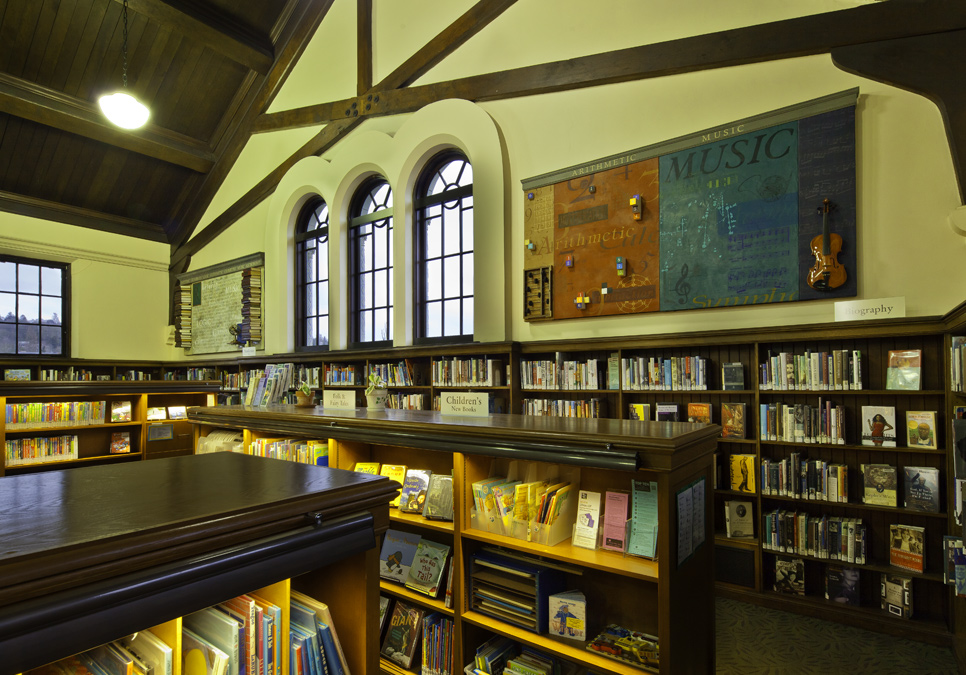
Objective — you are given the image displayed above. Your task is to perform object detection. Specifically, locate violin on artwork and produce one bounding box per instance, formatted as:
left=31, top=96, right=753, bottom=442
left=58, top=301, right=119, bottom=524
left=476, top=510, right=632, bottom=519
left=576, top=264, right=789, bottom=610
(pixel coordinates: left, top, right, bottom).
left=807, top=198, right=846, bottom=292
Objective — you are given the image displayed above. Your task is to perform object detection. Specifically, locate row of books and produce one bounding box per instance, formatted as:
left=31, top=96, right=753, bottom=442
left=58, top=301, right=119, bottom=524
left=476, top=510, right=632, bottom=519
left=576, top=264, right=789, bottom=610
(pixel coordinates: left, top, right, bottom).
left=758, top=400, right=847, bottom=444
left=629, top=402, right=747, bottom=437
left=5, top=434, right=78, bottom=465
left=369, top=360, right=419, bottom=387
left=239, top=266, right=262, bottom=346
left=520, top=357, right=606, bottom=390
left=5, top=400, right=107, bottom=428
left=763, top=510, right=868, bottom=564
left=759, top=349, right=863, bottom=391
left=472, top=635, right=584, bottom=675
left=176, top=283, right=192, bottom=348
left=27, top=628, right=173, bottom=675
left=387, top=393, right=429, bottom=410
left=249, top=437, right=329, bottom=466
left=244, top=363, right=295, bottom=406
left=290, top=589, right=350, bottom=675
left=324, top=365, right=357, bottom=385
left=296, top=366, right=321, bottom=389
left=34, top=367, right=98, bottom=381
left=521, top=397, right=605, bottom=418
left=117, top=370, right=154, bottom=381
left=620, top=355, right=709, bottom=391
left=160, top=367, right=217, bottom=381
left=760, top=455, right=850, bottom=502
left=379, top=596, right=454, bottom=674
left=471, top=473, right=575, bottom=538
left=379, top=528, right=454, bottom=601
left=353, top=462, right=454, bottom=520
left=431, top=357, right=504, bottom=387
left=952, top=336, right=966, bottom=392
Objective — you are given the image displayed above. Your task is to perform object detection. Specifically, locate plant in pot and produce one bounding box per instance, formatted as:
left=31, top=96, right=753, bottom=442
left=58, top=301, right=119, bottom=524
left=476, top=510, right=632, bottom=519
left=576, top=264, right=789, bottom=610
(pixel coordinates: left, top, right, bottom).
left=365, top=373, right=388, bottom=410
left=295, top=381, right=315, bottom=407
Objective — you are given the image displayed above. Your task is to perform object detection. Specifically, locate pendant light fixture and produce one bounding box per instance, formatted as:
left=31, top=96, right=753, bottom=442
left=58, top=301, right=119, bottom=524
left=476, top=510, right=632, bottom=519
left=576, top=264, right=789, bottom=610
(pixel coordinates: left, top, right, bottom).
left=98, top=0, right=149, bottom=130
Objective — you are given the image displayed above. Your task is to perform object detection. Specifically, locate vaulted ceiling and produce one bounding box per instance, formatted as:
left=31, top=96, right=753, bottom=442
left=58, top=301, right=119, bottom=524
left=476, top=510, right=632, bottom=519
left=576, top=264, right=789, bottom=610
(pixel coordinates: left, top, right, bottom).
left=0, top=0, right=964, bottom=280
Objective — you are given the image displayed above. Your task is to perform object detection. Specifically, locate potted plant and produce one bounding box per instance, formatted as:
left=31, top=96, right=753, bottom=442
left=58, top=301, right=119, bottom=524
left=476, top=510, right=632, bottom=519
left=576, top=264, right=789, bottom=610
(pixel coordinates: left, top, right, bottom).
left=295, top=381, right=315, bottom=407
left=365, top=373, right=388, bottom=410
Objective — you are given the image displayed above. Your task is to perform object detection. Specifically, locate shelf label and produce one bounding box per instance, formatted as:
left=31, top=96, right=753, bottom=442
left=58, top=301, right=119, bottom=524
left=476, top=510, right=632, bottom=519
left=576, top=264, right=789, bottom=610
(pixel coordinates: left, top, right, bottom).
left=323, top=389, right=356, bottom=410
left=440, top=392, right=490, bottom=417
left=834, top=296, right=905, bottom=322
left=242, top=346, right=256, bottom=357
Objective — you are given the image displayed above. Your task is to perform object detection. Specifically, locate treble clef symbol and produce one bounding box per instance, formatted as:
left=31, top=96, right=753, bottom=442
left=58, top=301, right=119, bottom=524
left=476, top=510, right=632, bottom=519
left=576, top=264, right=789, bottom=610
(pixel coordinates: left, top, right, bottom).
left=674, top=264, right=691, bottom=304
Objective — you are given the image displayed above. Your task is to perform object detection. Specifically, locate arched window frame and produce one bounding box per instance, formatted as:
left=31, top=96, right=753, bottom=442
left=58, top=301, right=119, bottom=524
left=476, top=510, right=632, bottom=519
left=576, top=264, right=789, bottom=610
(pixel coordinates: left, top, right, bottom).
left=413, top=150, right=474, bottom=344
left=348, top=176, right=393, bottom=347
left=294, top=197, right=330, bottom=351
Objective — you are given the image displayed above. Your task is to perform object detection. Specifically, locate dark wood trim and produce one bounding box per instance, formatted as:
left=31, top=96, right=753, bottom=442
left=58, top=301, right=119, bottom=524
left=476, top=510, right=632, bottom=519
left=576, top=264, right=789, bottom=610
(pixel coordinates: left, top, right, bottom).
left=121, top=0, right=275, bottom=75
left=0, top=189, right=168, bottom=242
left=0, top=73, right=215, bottom=173
left=356, top=0, right=372, bottom=96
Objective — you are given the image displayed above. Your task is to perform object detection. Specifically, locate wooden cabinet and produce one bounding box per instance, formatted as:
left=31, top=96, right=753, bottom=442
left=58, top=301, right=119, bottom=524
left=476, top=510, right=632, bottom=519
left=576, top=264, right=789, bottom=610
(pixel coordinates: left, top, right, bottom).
left=0, top=451, right=397, bottom=674
left=0, top=381, right=220, bottom=476
left=187, top=405, right=719, bottom=675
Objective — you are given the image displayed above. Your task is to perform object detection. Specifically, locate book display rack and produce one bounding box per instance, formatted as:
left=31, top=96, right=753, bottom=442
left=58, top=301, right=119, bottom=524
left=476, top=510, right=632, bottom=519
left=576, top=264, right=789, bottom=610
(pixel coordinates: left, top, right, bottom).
left=188, top=406, right=719, bottom=675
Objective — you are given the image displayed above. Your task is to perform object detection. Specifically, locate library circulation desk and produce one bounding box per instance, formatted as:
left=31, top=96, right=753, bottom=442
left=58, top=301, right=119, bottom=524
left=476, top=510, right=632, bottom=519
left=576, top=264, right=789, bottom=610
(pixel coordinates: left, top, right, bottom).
left=0, top=451, right=397, bottom=675
left=188, top=405, right=719, bottom=675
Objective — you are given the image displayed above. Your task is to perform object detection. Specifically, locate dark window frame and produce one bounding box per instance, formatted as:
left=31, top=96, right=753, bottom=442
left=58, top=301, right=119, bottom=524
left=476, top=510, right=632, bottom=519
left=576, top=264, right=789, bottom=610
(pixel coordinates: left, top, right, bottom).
left=294, top=197, right=331, bottom=352
left=348, top=176, right=394, bottom=349
left=0, top=253, right=70, bottom=358
left=413, top=150, right=474, bottom=346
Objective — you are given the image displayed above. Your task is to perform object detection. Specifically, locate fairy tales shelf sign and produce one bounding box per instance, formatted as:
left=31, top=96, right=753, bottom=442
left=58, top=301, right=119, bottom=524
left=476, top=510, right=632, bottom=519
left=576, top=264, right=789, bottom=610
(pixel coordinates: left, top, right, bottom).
left=521, top=89, right=858, bottom=322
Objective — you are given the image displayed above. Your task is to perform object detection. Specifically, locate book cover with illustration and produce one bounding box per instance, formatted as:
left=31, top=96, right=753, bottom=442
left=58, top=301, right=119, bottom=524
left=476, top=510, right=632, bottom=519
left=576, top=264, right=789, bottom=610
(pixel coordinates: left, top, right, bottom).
left=628, top=402, right=651, bottom=421
left=890, top=523, right=925, bottom=573
left=399, top=468, right=433, bottom=513
left=774, top=556, right=805, bottom=595
left=379, top=528, right=422, bottom=583
left=826, top=565, right=861, bottom=606
left=728, top=454, right=756, bottom=494
left=655, top=402, right=679, bottom=422
left=110, top=431, right=131, bottom=454
left=886, top=349, right=922, bottom=390
left=905, top=410, right=937, bottom=449
left=686, top=402, right=713, bottom=424
left=861, top=463, right=898, bottom=507
left=379, top=463, right=408, bottom=508
left=903, top=466, right=941, bottom=512
left=380, top=599, right=424, bottom=669
left=721, top=362, right=745, bottom=390
left=404, top=539, right=451, bottom=597
left=861, top=405, right=897, bottom=447
left=548, top=590, right=586, bottom=641
left=881, top=573, right=913, bottom=619
left=110, top=400, right=132, bottom=423
left=720, top=402, right=747, bottom=439
left=724, top=500, right=753, bottom=538
left=422, top=473, right=454, bottom=521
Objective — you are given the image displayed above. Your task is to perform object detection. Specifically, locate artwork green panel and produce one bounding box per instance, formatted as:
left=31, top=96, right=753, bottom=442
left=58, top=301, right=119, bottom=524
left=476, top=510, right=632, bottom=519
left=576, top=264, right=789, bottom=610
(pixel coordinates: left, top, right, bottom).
left=658, top=122, right=800, bottom=311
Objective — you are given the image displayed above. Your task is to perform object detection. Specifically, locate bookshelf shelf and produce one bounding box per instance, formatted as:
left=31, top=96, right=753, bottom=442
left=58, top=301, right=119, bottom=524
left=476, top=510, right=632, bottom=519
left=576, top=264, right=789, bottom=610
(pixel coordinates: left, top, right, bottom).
left=380, top=581, right=454, bottom=615
left=389, top=509, right=455, bottom=533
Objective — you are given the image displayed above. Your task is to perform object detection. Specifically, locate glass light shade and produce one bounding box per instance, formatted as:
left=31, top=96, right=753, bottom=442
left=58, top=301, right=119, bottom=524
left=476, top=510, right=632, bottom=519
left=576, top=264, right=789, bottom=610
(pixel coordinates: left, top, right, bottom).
left=98, top=91, right=150, bottom=129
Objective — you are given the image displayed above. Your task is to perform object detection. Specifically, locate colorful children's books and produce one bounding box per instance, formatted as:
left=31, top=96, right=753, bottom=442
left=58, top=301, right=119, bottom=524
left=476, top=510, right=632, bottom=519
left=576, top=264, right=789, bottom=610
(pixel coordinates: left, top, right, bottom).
left=548, top=590, right=587, bottom=641
left=399, top=468, right=433, bottom=513
left=379, top=464, right=408, bottom=508
left=720, top=402, right=746, bottom=439
left=404, top=539, right=451, bottom=598
left=422, top=473, right=454, bottom=521
left=906, top=410, right=938, bottom=449
left=379, top=528, right=422, bottom=583
left=380, top=600, right=424, bottom=669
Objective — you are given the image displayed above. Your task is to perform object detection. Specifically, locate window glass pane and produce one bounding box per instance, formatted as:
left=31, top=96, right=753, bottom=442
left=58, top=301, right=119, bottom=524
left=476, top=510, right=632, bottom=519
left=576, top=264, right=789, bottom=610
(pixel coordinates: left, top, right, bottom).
left=443, top=207, right=460, bottom=256
left=426, top=260, right=442, bottom=301
left=444, top=257, right=460, bottom=298
left=463, top=253, right=474, bottom=294
left=19, top=295, right=39, bottom=323
left=0, top=262, right=14, bottom=292
left=359, top=272, right=373, bottom=309
left=305, top=318, right=317, bottom=346
left=443, top=299, right=460, bottom=336
left=18, top=324, right=39, bottom=353
left=440, top=160, right=463, bottom=187
left=426, top=302, right=442, bottom=338
left=18, top=265, right=39, bottom=293
left=0, top=292, right=15, bottom=321
left=40, top=326, right=62, bottom=355
left=359, top=309, right=372, bottom=342
left=425, top=213, right=442, bottom=260
left=317, top=317, right=328, bottom=346
left=304, top=247, right=317, bottom=283
left=462, top=208, right=474, bottom=244
left=41, top=296, right=62, bottom=324
left=374, top=224, right=389, bottom=269
left=463, top=297, right=474, bottom=335
left=359, top=229, right=374, bottom=269
left=374, top=270, right=388, bottom=308
left=306, top=283, right=317, bottom=316
left=41, top=267, right=62, bottom=295
left=319, top=280, right=329, bottom=314
left=317, top=241, right=328, bottom=278
left=374, top=308, right=388, bottom=341
left=0, top=323, right=14, bottom=352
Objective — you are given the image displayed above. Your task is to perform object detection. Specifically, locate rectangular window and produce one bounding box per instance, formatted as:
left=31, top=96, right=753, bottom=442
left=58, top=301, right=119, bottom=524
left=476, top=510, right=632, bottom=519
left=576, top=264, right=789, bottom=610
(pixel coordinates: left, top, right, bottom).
left=0, top=255, right=69, bottom=356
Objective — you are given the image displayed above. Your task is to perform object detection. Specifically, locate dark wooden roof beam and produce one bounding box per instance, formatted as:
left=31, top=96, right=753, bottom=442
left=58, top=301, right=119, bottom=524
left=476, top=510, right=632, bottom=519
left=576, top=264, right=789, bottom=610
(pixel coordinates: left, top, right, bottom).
left=120, top=0, right=274, bottom=75
left=0, top=73, right=215, bottom=173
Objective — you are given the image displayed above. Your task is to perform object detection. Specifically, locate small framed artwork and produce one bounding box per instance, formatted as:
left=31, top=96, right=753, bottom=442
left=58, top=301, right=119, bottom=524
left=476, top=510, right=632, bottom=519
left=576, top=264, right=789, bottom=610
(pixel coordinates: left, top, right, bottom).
left=147, top=424, right=174, bottom=442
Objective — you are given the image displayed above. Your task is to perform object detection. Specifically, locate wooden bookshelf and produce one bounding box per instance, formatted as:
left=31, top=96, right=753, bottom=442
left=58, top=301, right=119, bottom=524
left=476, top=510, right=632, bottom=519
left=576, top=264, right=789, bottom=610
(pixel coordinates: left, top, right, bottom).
left=188, top=405, right=719, bottom=675
left=0, top=452, right=397, bottom=674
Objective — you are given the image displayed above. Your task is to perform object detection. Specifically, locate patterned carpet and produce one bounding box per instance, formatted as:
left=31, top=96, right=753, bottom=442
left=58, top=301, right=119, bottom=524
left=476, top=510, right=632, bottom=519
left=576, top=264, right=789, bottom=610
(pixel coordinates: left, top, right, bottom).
left=715, top=598, right=960, bottom=674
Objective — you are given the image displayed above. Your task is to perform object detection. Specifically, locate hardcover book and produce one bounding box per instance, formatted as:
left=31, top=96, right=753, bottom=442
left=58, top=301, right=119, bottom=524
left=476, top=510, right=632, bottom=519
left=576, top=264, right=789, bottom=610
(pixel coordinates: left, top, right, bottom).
left=861, top=405, right=897, bottom=447
left=655, top=402, right=679, bottom=422
left=826, top=565, right=860, bottom=605
left=422, top=473, right=454, bottom=521
left=728, top=454, right=756, bottom=494
left=881, top=573, right=913, bottom=619
left=167, top=405, right=187, bottom=420
left=4, top=368, right=30, bottom=381
left=353, top=461, right=380, bottom=474
left=903, top=466, right=941, bottom=512
left=886, top=349, right=922, bottom=390
left=627, top=402, right=651, bottom=421
left=686, top=402, right=712, bottom=424
left=548, top=590, right=586, bottom=641
left=724, top=500, right=753, bottom=538
left=110, top=400, right=132, bottom=423
left=110, top=431, right=131, bottom=454
left=379, top=463, right=408, bottom=508
left=398, top=468, right=433, bottom=513
left=146, top=406, right=167, bottom=421
left=379, top=528, right=422, bottom=583
left=721, top=362, right=745, bottom=391
left=890, top=523, right=925, bottom=573
left=182, top=627, right=230, bottom=675
left=774, top=556, right=805, bottom=595
left=720, top=402, right=747, bottom=439
left=905, top=410, right=937, bottom=449
left=405, top=538, right=451, bottom=598
left=944, top=536, right=964, bottom=585
left=861, top=464, right=898, bottom=507
left=379, top=595, right=392, bottom=635
left=380, top=599, right=424, bottom=669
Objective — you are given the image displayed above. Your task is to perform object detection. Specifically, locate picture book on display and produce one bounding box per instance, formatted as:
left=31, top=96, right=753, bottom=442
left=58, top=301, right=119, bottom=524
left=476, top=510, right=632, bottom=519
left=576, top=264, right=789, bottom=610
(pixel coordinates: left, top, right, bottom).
left=379, top=528, right=422, bottom=583
left=110, top=400, right=132, bottom=422
left=399, top=468, right=433, bottom=513
left=655, top=402, right=679, bottom=422
left=353, top=461, right=380, bottom=474
left=147, top=406, right=167, bottom=421
left=167, top=405, right=187, bottom=420
left=405, top=538, right=451, bottom=598
left=728, top=454, right=756, bottom=494
left=721, top=362, right=744, bottom=390
left=903, top=466, right=941, bottom=512
left=724, top=500, right=753, bottom=538
left=110, top=431, right=131, bottom=454
left=290, top=589, right=350, bottom=675
left=826, top=565, right=861, bottom=606
left=422, top=473, right=454, bottom=521
left=906, top=410, right=937, bottom=449
left=944, top=536, right=964, bottom=585
left=886, top=349, right=922, bottom=390
left=774, top=556, right=804, bottom=595
left=379, top=463, right=408, bottom=508
left=548, top=590, right=586, bottom=641
left=890, top=523, right=925, bottom=573
left=861, top=405, right=897, bottom=447
left=720, top=402, right=746, bottom=439
left=861, top=464, right=898, bottom=507
left=628, top=402, right=651, bottom=421
left=686, top=402, right=712, bottom=424
left=881, top=573, right=913, bottom=619
left=380, top=599, right=424, bottom=669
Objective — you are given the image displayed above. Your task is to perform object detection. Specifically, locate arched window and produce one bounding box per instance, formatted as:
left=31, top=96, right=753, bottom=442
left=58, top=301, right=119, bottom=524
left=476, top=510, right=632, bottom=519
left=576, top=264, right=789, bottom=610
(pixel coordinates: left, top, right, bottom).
left=414, top=151, right=473, bottom=342
left=294, top=197, right=329, bottom=349
left=348, top=177, right=393, bottom=346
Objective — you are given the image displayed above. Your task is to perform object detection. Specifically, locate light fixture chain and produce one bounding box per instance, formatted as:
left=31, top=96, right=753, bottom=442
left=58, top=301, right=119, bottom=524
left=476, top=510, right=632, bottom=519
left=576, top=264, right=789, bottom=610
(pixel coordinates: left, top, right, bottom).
left=122, top=0, right=129, bottom=89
